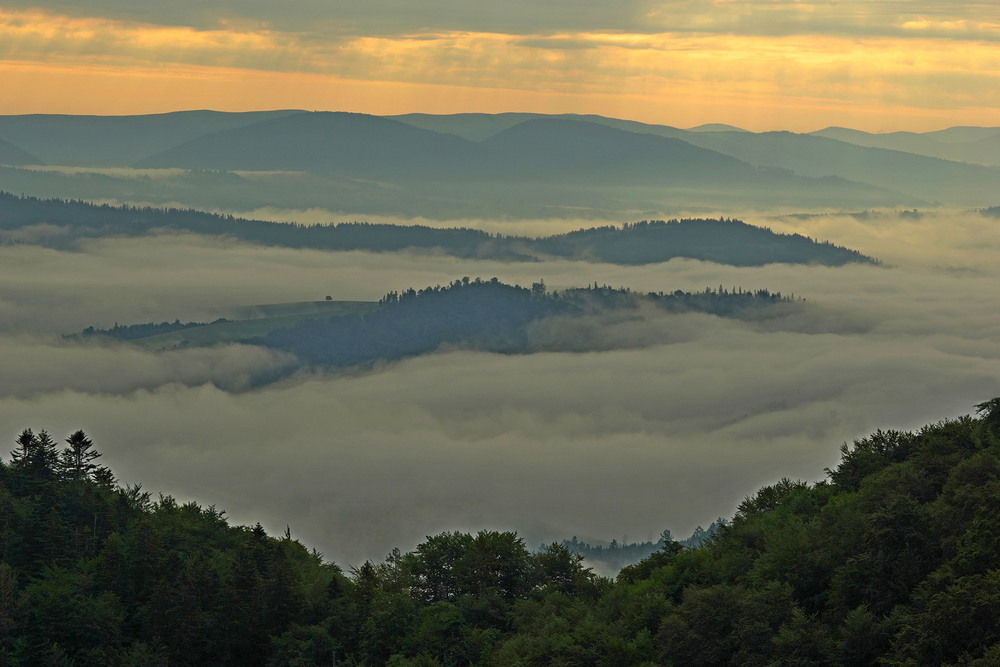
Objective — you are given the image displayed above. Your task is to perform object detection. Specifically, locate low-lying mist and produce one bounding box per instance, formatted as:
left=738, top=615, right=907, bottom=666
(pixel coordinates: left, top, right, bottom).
left=1, top=209, right=997, bottom=566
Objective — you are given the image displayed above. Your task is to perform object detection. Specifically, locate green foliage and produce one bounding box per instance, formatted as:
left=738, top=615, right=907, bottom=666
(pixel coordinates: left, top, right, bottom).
left=0, top=429, right=346, bottom=666
left=6, top=398, right=1000, bottom=664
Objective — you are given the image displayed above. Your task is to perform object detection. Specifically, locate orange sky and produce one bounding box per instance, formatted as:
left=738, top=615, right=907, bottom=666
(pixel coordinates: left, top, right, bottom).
left=1, top=5, right=998, bottom=131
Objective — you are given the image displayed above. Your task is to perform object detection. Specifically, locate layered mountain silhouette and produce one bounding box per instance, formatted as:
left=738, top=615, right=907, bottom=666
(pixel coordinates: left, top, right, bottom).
left=0, top=138, right=42, bottom=166
left=135, top=111, right=478, bottom=177
left=391, top=113, right=1000, bottom=205
left=1, top=109, right=999, bottom=216
left=0, top=109, right=302, bottom=166
left=135, top=112, right=901, bottom=204
left=812, top=126, right=1000, bottom=167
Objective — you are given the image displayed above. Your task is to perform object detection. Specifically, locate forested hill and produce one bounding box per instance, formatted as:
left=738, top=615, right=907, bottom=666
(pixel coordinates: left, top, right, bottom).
left=0, top=193, right=877, bottom=266
left=77, top=280, right=799, bottom=380
left=6, top=402, right=1000, bottom=664
left=261, top=279, right=797, bottom=367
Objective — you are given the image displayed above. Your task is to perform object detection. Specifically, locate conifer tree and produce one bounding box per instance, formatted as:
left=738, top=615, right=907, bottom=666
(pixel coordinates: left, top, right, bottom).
left=57, top=430, right=103, bottom=483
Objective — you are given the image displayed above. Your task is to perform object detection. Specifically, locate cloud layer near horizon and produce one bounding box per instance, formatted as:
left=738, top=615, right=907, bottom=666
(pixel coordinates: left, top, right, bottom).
left=1, top=2, right=998, bottom=130
left=0, top=209, right=998, bottom=565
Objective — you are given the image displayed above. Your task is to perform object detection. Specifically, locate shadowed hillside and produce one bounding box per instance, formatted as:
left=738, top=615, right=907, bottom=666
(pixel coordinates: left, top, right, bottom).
left=0, top=110, right=303, bottom=166
left=0, top=138, right=42, bottom=166
left=0, top=193, right=878, bottom=266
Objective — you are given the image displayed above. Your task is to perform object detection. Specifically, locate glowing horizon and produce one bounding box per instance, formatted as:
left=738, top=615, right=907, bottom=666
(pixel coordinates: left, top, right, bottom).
left=1, top=4, right=998, bottom=132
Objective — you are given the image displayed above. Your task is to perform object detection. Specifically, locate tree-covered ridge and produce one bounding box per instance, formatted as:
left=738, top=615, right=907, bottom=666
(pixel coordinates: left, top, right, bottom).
left=260, top=278, right=797, bottom=368
left=6, top=401, right=1000, bottom=664
left=535, top=218, right=876, bottom=266
left=0, top=428, right=599, bottom=666
left=0, top=192, right=877, bottom=266
left=78, top=319, right=225, bottom=341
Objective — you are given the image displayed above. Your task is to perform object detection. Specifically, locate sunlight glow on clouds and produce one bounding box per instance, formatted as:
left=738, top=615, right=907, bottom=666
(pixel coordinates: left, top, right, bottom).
left=0, top=2, right=998, bottom=130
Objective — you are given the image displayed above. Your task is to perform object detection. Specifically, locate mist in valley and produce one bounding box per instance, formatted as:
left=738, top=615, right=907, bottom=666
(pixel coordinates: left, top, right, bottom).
left=1, top=208, right=998, bottom=565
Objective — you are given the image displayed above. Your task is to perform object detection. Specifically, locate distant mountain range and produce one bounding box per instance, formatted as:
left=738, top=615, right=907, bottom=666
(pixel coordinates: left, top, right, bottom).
left=812, top=126, right=1000, bottom=167
left=0, top=137, right=41, bottom=166
left=0, top=110, right=301, bottom=167
left=1, top=110, right=998, bottom=217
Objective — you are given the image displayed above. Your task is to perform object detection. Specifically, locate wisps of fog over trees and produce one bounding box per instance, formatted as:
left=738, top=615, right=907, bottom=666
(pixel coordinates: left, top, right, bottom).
left=0, top=208, right=998, bottom=564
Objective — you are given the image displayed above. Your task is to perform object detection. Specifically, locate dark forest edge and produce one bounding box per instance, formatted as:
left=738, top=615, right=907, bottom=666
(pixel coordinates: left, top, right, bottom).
left=4, top=399, right=1000, bottom=665
left=0, top=192, right=877, bottom=266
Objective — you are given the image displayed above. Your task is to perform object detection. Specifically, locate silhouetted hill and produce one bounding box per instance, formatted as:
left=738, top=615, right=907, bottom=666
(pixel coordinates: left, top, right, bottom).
left=479, top=119, right=907, bottom=206
left=134, top=113, right=909, bottom=206
left=687, top=123, right=749, bottom=132
left=388, top=112, right=553, bottom=141
left=392, top=112, right=999, bottom=205
left=0, top=138, right=42, bottom=166
left=3, top=110, right=997, bottom=212
left=535, top=218, right=874, bottom=266
left=135, top=111, right=479, bottom=177
left=0, top=109, right=302, bottom=166
left=923, top=125, right=1000, bottom=143
left=476, top=118, right=750, bottom=182
left=813, top=125, right=1000, bottom=167
left=678, top=129, right=1000, bottom=204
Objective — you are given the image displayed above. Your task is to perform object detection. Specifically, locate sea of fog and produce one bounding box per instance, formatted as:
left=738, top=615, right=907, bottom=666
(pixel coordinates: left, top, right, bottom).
left=1, top=209, right=998, bottom=566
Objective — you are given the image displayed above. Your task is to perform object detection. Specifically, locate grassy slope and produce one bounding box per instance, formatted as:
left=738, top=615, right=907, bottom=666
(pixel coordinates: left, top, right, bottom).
left=131, top=300, right=378, bottom=350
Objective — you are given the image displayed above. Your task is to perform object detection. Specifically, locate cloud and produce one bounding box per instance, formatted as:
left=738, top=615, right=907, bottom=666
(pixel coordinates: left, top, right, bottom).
left=1, top=209, right=999, bottom=565
left=4, top=4, right=1000, bottom=129
left=0, top=335, right=296, bottom=397
left=0, top=9, right=310, bottom=73
left=4, top=1, right=997, bottom=41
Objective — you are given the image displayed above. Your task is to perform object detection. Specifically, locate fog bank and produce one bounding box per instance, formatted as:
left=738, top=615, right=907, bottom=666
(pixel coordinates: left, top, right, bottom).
left=1, top=209, right=997, bottom=564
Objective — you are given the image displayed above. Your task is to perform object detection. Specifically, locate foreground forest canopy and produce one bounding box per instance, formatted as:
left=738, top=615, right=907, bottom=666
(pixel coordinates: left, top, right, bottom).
left=4, top=400, right=1000, bottom=665
left=0, top=193, right=876, bottom=267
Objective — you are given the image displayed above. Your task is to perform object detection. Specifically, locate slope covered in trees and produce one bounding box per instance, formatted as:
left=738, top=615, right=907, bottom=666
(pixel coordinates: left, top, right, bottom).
left=75, top=279, right=800, bottom=383
left=0, top=192, right=877, bottom=266
left=5, top=401, right=1000, bottom=664
left=256, top=279, right=798, bottom=368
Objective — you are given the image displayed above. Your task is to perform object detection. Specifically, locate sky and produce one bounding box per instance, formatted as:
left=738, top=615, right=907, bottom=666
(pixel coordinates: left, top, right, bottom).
left=1, top=1, right=998, bottom=131
left=1, top=209, right=998, bottom=565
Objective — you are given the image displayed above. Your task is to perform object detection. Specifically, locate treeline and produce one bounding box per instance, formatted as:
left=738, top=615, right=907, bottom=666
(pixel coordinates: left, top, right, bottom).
left=534, top=218, right=876, bottom=266
left=71, top=279, right=799, bottom=374
left=561, top=520, right=726, bottom=572
left=78, top=319, right=224, bottom=341
left=6, top=401, right=1000, bottom=664
left=261, top=278, right=796, bottom=367
left=0, top=429, right=598, bottom=666
left=0, top=192, right=877, bottom=266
